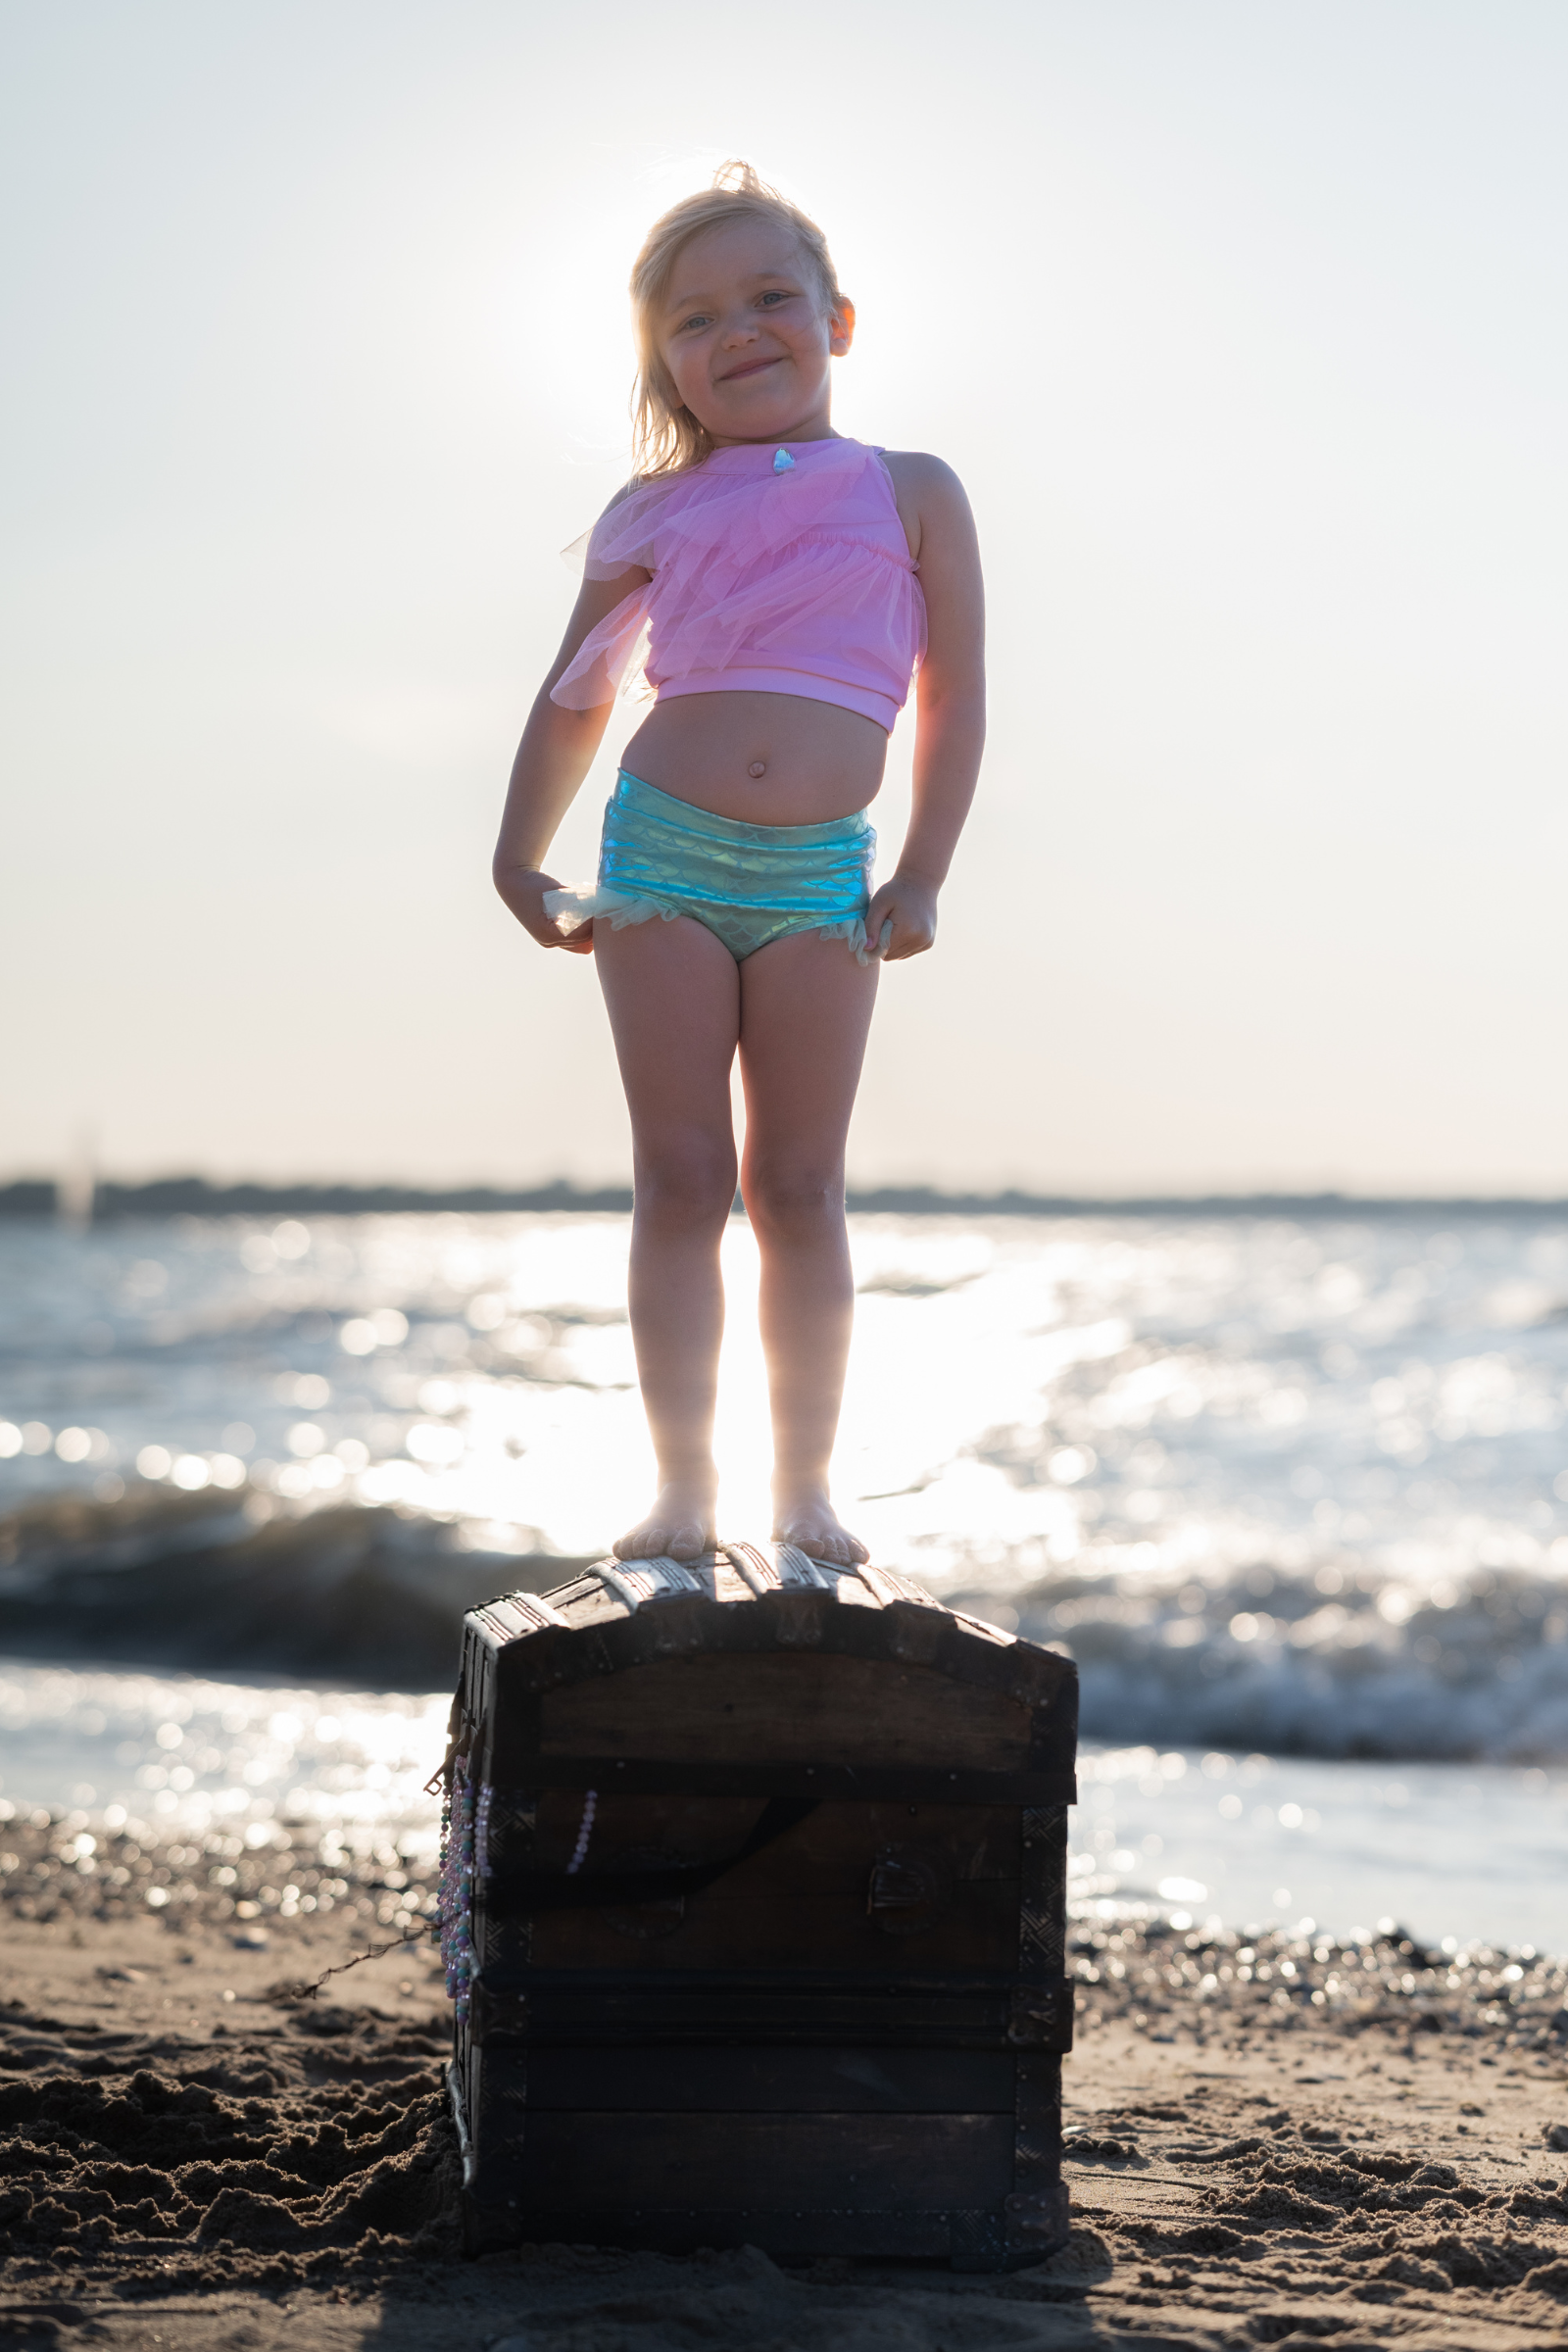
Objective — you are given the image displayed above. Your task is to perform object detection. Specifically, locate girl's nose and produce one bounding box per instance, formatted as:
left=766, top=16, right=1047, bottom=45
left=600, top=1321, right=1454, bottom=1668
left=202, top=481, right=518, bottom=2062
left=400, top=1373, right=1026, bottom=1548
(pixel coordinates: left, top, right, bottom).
left=721, top=318, right=760, bottom=346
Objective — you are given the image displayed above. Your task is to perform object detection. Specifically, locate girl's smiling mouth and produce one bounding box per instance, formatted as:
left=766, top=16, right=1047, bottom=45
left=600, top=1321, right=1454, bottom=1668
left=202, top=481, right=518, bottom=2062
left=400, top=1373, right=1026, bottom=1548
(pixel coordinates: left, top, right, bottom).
left=718, top=355, right=783, bottom=381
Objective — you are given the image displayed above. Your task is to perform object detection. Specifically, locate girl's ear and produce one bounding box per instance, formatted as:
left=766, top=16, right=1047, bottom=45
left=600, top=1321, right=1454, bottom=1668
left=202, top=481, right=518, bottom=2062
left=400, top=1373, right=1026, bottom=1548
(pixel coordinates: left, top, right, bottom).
left=828, top=297, right=856, bottom=358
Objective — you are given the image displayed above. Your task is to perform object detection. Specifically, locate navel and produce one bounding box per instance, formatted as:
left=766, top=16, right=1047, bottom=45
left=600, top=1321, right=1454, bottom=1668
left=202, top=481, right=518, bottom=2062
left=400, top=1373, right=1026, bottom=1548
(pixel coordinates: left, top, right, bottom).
left=747, top=760, right=767, bottom=779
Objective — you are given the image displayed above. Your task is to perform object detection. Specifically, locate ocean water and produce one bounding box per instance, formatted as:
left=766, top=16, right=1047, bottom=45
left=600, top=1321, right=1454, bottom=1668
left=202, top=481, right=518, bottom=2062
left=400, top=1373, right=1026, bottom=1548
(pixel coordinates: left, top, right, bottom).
left=3, top=1204, right=1567, bottom=1945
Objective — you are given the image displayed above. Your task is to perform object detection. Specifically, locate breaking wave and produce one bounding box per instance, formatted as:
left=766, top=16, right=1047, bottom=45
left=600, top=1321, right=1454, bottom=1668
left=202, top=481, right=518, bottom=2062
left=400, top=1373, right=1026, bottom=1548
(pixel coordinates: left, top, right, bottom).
left=0, top=1483, right=583, bottom=1690
left=3, top=1481, right=1566, bottom=1759
left=967, top=1556, right=1568, bottom=1762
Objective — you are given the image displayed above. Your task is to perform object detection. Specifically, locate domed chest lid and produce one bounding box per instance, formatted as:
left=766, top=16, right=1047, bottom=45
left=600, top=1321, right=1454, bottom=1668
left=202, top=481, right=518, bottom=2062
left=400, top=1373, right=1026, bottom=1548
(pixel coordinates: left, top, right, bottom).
left=460, top=1544, right=1076, bottom=1807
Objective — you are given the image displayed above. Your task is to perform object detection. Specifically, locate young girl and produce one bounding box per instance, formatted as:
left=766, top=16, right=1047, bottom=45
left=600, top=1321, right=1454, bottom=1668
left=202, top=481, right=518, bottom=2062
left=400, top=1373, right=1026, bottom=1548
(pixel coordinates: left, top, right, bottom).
left=494, top=163, right=985, bottom=1567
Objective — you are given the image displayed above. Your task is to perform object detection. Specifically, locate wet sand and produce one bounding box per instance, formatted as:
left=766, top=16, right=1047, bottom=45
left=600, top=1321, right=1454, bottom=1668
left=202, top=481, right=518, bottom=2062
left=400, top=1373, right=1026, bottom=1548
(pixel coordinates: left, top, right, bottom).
left=6, top=1814, right=1568, bottom=2349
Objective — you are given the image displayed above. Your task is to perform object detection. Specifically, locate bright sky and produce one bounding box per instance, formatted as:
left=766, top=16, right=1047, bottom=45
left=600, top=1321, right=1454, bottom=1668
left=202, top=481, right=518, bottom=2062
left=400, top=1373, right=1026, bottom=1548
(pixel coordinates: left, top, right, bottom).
left=3, top=1, right=1565, bottom=1194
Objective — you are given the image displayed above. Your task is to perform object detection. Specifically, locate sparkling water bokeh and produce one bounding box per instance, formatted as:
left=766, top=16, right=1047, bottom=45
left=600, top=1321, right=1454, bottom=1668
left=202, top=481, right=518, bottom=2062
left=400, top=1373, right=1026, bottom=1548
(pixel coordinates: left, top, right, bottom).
left=4, top=1204, right=1568, bottom=1943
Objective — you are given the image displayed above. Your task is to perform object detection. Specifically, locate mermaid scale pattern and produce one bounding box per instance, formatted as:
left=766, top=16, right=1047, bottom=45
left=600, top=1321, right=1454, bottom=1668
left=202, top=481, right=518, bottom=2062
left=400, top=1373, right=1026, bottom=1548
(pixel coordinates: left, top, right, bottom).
left=550, top=438, right=925, bottom=731
left=544, top=770, right=878, bottom=964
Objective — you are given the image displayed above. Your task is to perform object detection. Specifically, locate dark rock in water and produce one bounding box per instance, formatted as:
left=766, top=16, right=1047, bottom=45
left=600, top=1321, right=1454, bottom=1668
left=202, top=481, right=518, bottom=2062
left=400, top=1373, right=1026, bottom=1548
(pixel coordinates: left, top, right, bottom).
left=0, top=1485, right=593, bottom=1688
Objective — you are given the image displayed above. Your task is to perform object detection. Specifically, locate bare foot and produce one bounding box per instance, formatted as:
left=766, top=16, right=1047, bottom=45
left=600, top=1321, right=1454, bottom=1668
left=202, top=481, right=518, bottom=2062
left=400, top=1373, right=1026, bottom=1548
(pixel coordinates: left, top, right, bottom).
left=612, top=1479, right=717, bottom=1562
left=772, top=1483, right=869, bottom=1567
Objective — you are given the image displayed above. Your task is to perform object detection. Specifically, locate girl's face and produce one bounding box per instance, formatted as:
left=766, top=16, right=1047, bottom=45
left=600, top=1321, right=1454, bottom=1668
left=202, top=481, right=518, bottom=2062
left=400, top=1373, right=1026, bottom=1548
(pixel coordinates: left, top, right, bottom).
left=656, top=216, right=853, bottom=446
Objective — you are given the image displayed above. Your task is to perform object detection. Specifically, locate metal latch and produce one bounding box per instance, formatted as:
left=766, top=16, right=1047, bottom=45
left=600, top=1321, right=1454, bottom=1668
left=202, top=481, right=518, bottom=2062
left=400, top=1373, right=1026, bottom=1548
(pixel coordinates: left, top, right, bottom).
left=866, top=1843, right=953, bottom=1936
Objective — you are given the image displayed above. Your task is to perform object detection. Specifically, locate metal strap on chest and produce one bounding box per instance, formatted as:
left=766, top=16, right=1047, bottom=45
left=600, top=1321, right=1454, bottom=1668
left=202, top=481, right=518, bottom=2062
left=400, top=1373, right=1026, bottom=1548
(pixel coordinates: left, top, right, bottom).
left=592, top=1546, right=842, bottom=1610
left=721, top=1541, right=841, bottom=1595
left=477, top=1591, right=571, bottom=1641
left=594, top=1556, right=709, bottom=1611
left=587, top=1545, right=941, bottom=1614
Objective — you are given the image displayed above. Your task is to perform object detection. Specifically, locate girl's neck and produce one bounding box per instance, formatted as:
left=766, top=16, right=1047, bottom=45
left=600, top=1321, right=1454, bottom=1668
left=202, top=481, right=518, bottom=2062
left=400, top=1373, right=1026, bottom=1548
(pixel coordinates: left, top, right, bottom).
left=706, top=419, right=843, bottom=450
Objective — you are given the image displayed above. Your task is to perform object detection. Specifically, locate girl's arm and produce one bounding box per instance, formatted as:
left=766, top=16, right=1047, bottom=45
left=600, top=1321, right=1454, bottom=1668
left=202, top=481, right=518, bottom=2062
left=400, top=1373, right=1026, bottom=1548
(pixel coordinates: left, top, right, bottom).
left=868, top=456, right=986, bottom=960
left=493, top=563, right=652, bottom=953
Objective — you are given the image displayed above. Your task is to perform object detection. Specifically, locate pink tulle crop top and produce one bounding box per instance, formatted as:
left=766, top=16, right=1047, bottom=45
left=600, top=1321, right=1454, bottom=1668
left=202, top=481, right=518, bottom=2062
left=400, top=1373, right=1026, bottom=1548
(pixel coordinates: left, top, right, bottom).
left=550, top=436, right=926, bottom=734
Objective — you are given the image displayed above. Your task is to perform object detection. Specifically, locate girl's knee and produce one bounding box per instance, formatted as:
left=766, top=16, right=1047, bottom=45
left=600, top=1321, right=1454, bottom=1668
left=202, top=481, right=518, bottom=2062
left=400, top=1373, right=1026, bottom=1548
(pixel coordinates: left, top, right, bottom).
left=636, top=1143, right=737, bottom=1230
left=744, top=1162, right=844, bottom=1240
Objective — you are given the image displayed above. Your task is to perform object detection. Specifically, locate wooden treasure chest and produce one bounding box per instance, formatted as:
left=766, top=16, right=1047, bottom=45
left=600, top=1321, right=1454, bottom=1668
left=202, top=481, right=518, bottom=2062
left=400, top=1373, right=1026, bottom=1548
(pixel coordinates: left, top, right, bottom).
left=439, top=1543, right=1077, bottom=2270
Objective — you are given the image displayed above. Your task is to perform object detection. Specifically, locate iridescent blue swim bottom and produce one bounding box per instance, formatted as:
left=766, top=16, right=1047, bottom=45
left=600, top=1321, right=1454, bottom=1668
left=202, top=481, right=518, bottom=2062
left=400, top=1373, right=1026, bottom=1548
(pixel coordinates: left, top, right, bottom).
left=544, top=769, right=878, bottom=964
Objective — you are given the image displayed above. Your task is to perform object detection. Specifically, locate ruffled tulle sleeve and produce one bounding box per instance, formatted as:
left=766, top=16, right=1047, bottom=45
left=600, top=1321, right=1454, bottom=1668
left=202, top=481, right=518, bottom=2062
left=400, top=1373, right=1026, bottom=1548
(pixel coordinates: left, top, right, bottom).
left=549, top=483, right=668, bottom=710
left=575, top=479, right=675, bottom=578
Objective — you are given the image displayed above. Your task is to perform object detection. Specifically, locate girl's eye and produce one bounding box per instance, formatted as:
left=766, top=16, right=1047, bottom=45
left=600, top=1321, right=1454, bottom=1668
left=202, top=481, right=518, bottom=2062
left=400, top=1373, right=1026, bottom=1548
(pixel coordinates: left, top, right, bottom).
left=678, top=314, right=711, bottom=333
left=759, top=290, right=790, bottom=307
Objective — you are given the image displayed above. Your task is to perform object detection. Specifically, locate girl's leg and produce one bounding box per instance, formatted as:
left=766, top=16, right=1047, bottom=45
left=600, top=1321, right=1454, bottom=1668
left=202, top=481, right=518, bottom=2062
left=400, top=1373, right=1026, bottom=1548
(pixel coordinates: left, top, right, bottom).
left=737, top=931, right=880, bottom=1564
left=593, top=913, right=742, bottom=1559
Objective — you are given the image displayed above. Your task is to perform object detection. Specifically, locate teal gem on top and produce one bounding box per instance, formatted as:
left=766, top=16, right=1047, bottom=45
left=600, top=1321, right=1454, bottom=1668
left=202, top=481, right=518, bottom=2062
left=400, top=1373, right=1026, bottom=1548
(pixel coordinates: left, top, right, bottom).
left=772, top=447, right=795, bottom=473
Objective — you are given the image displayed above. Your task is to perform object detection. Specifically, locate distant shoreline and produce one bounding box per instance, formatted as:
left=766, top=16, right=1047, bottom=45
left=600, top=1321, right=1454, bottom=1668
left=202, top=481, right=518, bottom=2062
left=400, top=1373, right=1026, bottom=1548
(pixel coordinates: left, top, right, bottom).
left=3, top=1176, right=1568, bottom=1220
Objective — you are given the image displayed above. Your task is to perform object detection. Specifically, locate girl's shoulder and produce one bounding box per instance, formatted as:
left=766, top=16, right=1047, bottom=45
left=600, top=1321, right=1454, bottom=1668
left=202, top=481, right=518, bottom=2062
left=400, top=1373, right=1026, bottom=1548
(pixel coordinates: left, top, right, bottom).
left=875, top=448, right=964, bottom=485
left=578, top=472, right=682, bottom=581
left=585, top=463, right=712, bottom=544
left=597, top=474, right=650, bottom=521
left=873, top=451, right=973, bottom=566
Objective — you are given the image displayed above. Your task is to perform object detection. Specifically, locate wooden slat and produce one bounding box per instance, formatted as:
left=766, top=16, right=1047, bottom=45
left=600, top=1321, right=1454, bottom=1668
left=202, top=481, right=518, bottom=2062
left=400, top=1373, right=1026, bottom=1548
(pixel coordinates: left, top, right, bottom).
left=497, top=1757, right=1075, bottom=1806
left=466, top=2205, right=956, bottom=2259
left=520, top=2045, right=1017, bottom=2114
left=469, top=1968, right=1074, bottom=2052
left=528, top=1880, right=1021, bottom=1974
left=539, top=1650, right=1032, bottom=1769
left=515, top=2110, right=1015, bottom=2209
left=514, top=1793, right=1022, bottom=1886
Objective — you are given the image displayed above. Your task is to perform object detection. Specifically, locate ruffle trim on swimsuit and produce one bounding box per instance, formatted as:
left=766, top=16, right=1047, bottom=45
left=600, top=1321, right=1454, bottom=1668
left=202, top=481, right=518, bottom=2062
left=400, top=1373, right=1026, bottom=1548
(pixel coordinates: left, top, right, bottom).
left=543, top=883, right=683, bottom=933
left=817, top=913, right=876, bottom=967
left=542, top=884, right=877, bottom=966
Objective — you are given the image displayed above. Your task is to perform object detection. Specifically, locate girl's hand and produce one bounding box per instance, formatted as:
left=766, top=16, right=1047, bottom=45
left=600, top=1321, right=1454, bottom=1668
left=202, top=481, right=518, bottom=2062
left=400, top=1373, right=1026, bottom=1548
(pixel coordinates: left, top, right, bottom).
left=500, top=868, right=597, bottom=955
left=865, top=873, right=939, bottom=961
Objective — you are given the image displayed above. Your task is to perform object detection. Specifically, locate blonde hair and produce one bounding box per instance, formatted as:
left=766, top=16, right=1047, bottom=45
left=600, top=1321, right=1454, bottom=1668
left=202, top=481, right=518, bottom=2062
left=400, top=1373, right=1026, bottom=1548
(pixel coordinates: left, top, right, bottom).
left=628, top=161, right=847, bottom=480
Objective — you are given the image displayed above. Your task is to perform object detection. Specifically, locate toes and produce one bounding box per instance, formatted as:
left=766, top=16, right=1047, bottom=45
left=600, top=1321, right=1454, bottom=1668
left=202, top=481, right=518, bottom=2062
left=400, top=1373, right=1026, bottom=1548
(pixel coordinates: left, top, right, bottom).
left=613, top=1527, right=666, bottom=1561
left=614, top=1514, right=716, bottom=1563
left=784, top=1528, right=867, bottom=1567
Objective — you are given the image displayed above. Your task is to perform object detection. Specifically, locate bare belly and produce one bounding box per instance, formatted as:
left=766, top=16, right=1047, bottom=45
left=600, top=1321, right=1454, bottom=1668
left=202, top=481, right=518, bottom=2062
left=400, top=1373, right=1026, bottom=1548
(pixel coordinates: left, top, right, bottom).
left=622, top=692, right=888, bottom=825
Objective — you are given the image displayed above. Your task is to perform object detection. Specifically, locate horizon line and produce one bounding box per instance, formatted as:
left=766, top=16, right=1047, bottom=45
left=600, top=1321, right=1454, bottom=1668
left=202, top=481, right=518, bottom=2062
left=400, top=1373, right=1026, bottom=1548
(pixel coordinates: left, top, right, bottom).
left=4, top=1175, right=1568, bottom=1221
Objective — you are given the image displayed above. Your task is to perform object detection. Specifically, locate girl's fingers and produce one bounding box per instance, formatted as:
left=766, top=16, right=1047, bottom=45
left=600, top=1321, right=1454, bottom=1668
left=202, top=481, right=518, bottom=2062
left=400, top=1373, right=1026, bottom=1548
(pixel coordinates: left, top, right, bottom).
left=877, top=905, right=934, bottom=962
left=864, top=899, right=937, bottom=961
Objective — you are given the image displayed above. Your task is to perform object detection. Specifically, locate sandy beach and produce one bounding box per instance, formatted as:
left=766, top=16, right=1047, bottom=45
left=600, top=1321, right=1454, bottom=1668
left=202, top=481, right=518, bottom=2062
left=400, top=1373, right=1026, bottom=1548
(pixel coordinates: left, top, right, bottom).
left=4, top=1815, right=1568, bottom=2349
